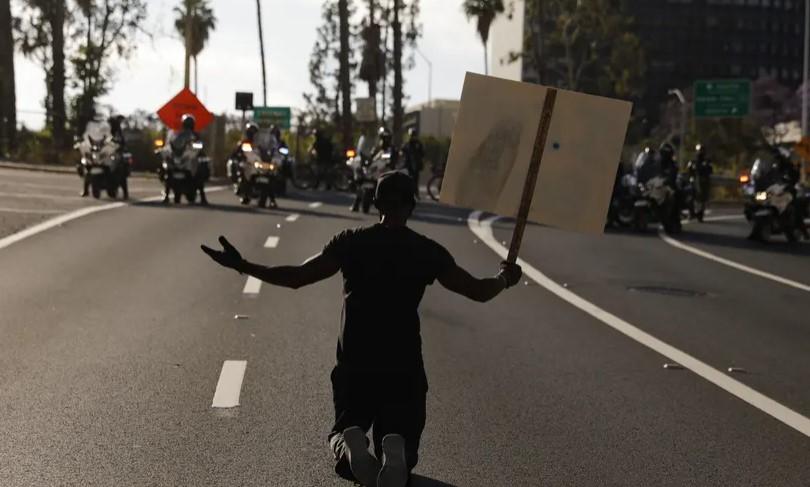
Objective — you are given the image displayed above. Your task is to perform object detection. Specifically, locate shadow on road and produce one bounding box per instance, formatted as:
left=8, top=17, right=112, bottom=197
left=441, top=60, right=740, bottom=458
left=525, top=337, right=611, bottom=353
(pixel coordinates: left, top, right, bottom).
left=409, top=474, right=458, bottom=487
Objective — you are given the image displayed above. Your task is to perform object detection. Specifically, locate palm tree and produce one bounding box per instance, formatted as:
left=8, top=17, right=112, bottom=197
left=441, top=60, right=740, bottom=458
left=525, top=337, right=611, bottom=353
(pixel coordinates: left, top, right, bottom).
left=462, top=0, right=505, bottom=75
left=174, top=0, right=217, bottom=92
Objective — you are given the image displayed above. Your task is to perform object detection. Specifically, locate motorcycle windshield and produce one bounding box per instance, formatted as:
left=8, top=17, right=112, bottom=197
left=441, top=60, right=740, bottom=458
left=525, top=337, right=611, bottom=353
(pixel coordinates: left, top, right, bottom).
left=751, top=158, right=778, bottom=191
left=633, top=152, right=662, bottom=184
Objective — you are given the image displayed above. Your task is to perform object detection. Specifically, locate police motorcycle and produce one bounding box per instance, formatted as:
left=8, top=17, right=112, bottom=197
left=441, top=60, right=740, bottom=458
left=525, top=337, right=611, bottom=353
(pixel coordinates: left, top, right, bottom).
left=75, top=120, right=132, bottom=199
left=606, top=163, right=636, bottom=228
left=742, top=150, right=808, bottom=242
left=348, top=147, right=393, bottom=213
left=682, top=145, right=713, bottom=222
left=227, top=129, right=282, bottom=208
left=628, top=147, right=677, bottom=232
left=155, top=121, right=210, bottom=204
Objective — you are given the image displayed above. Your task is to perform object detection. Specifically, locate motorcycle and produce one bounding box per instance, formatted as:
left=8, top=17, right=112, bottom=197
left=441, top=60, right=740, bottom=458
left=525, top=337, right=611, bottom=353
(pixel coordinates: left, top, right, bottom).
left=743, top=158, right=806, bottom=242
left=156, top=133, right=210, bottom=204
left=227, top=138, right=283, bottom=208
left=75, top=121, right=131, bottom=199
left=629, top=150, right=676, bottom=232
left=348, top=149, right=391, bottom=213
left=607, top=171, right=637, bottom=228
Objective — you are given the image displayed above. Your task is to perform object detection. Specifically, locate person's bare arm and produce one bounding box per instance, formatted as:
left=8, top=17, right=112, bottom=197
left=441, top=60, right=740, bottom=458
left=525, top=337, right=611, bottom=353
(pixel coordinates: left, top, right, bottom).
left=237, top=252, right=339, bottom=289
left=437, top=262, right=522, bottom=303
left=201, top=236, right=340, bottom=289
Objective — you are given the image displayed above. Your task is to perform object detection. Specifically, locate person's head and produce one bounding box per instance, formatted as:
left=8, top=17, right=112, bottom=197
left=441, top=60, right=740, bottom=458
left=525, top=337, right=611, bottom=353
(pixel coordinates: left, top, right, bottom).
left=374, top=170, right=416, bottom=223
left=108, top=115, right=125, bottom=132
left=659, top=142, right=675, bottom=160
left=695, top=143, right=706, bottom=160
left=408, top=127, right=418, bottom=139
left=270, top=124, right=281, bottom=139
left=181, top=114, right=196, bottom=131
left=245, top=122, right=259, bottom=140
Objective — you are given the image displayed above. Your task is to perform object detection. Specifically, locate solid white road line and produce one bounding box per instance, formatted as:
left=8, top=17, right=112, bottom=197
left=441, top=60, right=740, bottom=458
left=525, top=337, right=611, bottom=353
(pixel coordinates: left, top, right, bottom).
left=658, top=230, right=810, bottom=293
left=0, top=191, right=84, bottom=201
left=0, top=207, right=64, bottom=214
left=285, top=213, right=300, bottom=222
left=264, top=236, right=280, bottom=248
left=308, top=201, right=323, bottom=208
left=243, top=276, right=262, bottom=295
left=212, top=360, right=247, bottom=408
left=469, top=211, right=810, bottom=438
left=0, top=187, right=227, bottom=253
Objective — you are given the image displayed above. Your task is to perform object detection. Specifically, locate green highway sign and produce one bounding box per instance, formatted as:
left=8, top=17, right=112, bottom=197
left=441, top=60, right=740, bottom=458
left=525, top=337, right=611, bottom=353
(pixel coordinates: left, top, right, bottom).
left=694, top=79, right=751, bottom=118
left=253, top=106, right=292, bottom=129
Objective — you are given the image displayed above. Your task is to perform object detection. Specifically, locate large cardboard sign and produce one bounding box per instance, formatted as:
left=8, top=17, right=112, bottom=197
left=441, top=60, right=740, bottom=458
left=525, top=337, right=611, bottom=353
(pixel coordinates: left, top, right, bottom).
left=441, top=73, right=632, bottom=234
left=157, top=88, right=214, bottom=132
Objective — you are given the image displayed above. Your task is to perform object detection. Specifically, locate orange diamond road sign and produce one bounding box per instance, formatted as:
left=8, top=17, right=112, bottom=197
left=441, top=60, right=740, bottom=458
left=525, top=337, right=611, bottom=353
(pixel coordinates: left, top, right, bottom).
left=157, top=88, right=214, bottom=132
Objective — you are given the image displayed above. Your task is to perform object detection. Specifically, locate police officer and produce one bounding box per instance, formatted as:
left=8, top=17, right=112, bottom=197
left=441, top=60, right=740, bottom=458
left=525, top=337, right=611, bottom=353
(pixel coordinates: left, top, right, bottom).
left=401, top=128, right=425, bottom=199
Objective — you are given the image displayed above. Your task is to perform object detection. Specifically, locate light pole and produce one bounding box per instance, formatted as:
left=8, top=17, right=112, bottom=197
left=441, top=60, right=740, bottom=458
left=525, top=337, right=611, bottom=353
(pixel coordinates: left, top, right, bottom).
left=415, top=48, right=432, bottom=108
left=668, top=88, right=688, bottom=167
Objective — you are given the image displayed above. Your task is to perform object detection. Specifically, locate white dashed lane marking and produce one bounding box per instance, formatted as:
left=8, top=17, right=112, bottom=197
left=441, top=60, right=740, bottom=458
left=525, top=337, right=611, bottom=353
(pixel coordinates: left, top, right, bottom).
left=243, top=276, right=262, bottom=295
left=285, top=213, right=300, bottom=222
left=212, top=360, right=247, bottom=408
left=264, top=236, right=280, bottom=248
left=308, top=201, right=322, bottom=208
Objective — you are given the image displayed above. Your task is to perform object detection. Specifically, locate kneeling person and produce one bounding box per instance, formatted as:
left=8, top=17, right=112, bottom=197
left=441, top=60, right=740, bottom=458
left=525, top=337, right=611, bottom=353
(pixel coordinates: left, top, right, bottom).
left=202, top=171, right=522, bottom=486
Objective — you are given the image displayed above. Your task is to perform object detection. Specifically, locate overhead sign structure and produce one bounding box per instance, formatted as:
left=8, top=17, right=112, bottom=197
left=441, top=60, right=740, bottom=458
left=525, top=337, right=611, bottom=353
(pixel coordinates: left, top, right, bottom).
left=157, top=88, right=214, bottom=132
left=356, top=97, right=377, bottom=122
left=441, top=73, right=632, bottom=259
left=694, top=79, right=751, bottom=118
left=254, top=106, right=292, bottom=129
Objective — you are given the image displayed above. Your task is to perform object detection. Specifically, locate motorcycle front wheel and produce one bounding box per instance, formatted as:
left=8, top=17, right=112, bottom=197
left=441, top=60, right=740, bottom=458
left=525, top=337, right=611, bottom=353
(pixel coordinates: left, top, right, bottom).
left=332, top=167, right=353, bottom=192
left=291, top=164, right=316, bottom=190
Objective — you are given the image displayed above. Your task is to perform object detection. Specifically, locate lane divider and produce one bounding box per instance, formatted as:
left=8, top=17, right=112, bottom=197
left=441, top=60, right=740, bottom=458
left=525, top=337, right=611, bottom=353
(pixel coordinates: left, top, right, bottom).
left=243, top=276, right=262, bottom=295
left=0, top=186, right=227, bottom=252
left=308, top=201, right=322, bottom=208
left=212, top=360, right=247, bottom=408
left=264, top=236, right=280, bottom=248
left=469, top=211, right=810, bottom=438
left=285, top=213, right=300, bottom=222
left=658, top=230, right=810, bottom=293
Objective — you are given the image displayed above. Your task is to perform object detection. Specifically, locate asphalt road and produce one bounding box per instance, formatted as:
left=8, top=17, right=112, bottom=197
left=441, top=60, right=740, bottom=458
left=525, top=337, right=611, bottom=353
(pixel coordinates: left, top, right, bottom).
left=0, top=168, right=808, bottom=486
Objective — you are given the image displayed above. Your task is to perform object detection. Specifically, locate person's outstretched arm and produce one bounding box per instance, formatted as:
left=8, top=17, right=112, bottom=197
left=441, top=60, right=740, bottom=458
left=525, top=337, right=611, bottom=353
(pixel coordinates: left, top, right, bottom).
left=201, top=236, right=340, bottom=289
left=437, top=261, right=522, bottom=303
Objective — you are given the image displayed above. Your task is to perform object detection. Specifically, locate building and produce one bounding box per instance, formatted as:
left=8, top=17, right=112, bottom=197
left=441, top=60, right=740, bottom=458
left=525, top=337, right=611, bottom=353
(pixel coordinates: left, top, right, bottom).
left=489, top=0, right=806, bottom=123
left=404, top=99, right=460, bottom=139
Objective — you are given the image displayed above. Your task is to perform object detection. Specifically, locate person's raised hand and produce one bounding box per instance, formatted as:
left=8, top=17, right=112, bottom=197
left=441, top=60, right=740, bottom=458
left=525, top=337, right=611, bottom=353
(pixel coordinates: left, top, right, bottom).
left=201, top=236, right=245, bottom=272
left=498, top=261, right=523, bottom=288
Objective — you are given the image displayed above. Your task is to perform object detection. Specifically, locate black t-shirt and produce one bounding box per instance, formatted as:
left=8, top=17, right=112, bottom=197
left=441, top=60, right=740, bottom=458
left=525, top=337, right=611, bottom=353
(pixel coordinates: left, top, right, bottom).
left=322, top=224, right=456, bottom=373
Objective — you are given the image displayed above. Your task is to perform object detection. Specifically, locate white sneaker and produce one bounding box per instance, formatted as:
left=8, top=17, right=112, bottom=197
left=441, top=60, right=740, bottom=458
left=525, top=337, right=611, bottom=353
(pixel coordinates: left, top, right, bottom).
left=377, top=434, right=407, bottom=487
left=342, top=426, right=380, bottom=487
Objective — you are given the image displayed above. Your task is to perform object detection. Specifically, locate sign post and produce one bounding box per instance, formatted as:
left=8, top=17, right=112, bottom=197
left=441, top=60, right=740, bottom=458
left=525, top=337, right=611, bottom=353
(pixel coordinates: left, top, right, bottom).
left=506, top=89, right=557, bottom=263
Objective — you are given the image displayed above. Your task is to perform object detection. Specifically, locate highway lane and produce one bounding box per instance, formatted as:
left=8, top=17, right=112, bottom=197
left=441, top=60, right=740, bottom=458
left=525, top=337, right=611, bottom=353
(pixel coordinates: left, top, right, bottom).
left=0, top=177, right=808, bottom=486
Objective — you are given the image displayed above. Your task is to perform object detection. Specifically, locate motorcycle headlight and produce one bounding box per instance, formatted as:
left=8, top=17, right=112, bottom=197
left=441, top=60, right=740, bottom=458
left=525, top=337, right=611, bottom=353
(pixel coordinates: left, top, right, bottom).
left=254, top=162, right=261, bottom=169
left=241, top=143, right=253, bottom=152
left=279, top=147, right=289, bottom=156
left=192, top=142, right=204, bottom=150
left=755, top=191, right=768, bottom=201
left=269, top=163, right=276, bottom=171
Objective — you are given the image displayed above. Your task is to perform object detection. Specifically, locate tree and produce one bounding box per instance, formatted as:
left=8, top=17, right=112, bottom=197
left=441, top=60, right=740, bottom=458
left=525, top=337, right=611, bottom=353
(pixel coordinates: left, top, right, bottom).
left=338, top=0, right=352, bottom=149
left=521, top=0, right=645, bottom=100
left=71, top=0, right=147, bottom=135
left=0, top=0, right=16, bottom=153
left=16, top=0, right=68, bottom=148
left=174, top=0, right=216, bottom=94
left=255, top=0, right=266, bottom=105
left=387, top=0, right=419, bottom=147
left=462, top=0, right=504, bottom=75
left=304, top=1, right=341, bottom=126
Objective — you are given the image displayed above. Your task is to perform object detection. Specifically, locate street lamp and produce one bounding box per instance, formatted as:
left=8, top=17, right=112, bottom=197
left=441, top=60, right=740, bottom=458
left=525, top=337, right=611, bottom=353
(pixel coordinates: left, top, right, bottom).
left=668, top=88, right=688, bottom=167
left=415, top=48, right=433, bottom=108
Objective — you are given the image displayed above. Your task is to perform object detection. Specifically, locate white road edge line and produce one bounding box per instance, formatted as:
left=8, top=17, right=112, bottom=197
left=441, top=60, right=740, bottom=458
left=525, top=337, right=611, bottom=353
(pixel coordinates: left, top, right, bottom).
left=469, top=211, right=810, bottom=438
left=308, top=201, right=323, bottom=208
left=0, top=207, right=65, bottom=214
left=264, top=236, right=280, bottom=248
left=243, top=276, right=262, bottom=295
left=658, top=229, right=810, bottom=293
left=285, top=213, right=300, bottom=222
left=0, top=186, right=227, bottom=252
left=212, top=360, right=247, bottom=408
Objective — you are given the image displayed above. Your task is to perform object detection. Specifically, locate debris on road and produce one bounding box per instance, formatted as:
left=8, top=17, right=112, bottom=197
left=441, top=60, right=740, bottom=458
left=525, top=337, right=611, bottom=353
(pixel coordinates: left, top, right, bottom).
left=234, top=314, right=250, bottom=320
left=727, top=366, right=748, bottom=374
left=663, top=363, right=684, bottom=370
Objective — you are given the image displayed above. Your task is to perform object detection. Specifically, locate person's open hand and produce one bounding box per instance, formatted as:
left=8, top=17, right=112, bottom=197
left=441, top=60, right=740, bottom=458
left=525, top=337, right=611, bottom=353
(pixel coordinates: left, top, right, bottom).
left=499, top=261, right=522, bottom=288
left=201, top=236, right=244, bottom=272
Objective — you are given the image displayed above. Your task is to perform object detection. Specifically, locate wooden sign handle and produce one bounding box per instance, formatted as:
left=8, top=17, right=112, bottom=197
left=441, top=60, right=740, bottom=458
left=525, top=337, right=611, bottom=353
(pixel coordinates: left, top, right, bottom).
left=506, top=88, right=558, bottom=264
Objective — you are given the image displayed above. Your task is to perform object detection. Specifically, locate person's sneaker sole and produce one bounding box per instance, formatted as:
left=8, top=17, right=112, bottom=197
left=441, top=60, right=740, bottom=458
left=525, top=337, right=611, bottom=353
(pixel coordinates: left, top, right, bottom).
left=377, top=434, right=407, bottom=487
left=342, top=426, right=379, bottom=487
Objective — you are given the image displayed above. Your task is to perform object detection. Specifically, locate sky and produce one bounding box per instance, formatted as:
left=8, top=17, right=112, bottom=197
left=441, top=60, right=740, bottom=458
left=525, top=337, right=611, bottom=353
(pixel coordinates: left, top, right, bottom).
left=13, top=0, right=487, bottom=129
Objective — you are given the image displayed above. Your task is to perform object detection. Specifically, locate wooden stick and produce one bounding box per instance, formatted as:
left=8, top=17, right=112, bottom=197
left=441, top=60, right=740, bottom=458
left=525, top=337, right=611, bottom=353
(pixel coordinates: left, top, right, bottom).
left=506, top=88, right=558, bottom=264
